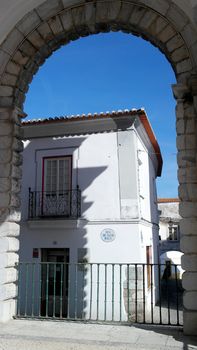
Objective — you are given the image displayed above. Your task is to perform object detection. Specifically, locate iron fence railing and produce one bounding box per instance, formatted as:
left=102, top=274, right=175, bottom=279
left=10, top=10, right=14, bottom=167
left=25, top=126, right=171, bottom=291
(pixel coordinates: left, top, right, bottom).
left=15, top=262, right=183, bottom=326
left=28, top=188, right=81, bottom=219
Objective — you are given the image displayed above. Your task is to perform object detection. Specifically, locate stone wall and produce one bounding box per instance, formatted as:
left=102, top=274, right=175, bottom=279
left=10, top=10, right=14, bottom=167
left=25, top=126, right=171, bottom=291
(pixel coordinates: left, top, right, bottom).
left=0, top=107, right=23, bottom=321
left=0, top=0, right=197, bottom=334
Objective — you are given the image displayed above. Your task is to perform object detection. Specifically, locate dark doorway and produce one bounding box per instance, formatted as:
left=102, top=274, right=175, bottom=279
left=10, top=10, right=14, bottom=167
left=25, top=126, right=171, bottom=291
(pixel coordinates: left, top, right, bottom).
left=41, top=248, right=69, bottom=317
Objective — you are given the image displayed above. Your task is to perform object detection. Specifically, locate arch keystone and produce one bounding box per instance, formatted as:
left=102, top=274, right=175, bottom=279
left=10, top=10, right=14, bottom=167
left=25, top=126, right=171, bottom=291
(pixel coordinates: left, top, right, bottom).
left=36, top=0, right=64, bottom=21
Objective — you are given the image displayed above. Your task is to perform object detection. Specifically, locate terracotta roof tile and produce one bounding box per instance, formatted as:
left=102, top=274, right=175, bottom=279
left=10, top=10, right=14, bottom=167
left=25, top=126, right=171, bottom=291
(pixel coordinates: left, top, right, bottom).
left=158, top=198, right=180, bottom=203
left=22, top=108, right=145, bottom=125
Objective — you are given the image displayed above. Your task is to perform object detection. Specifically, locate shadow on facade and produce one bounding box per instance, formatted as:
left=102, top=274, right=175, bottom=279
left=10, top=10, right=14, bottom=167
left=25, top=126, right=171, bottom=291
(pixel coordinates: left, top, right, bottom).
left=17, top=136, right=108, bottom=320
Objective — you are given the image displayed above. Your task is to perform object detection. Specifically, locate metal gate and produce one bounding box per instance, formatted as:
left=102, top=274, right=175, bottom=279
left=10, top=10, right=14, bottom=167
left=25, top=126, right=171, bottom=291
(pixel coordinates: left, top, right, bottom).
left=15, top=262, right=183, bottom=326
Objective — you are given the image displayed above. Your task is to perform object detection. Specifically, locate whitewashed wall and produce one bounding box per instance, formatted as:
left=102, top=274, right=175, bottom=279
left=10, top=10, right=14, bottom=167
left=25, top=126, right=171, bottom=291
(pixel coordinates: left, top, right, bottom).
left=20, top=126, right=159, bottom=263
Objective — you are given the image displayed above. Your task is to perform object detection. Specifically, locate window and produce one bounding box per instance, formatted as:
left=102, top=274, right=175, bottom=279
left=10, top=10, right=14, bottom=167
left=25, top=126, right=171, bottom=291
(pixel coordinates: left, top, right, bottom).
left=42, top=156, right=72, bottom=216
left=168, top=222, right=179, bottom=241
left=43, top=156, right=72, bottom=193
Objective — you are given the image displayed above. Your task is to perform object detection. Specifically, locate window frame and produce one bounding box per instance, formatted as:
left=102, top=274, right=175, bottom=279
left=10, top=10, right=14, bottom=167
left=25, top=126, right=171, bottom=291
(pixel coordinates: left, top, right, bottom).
left=168, top=222, right=180, bottom=241
left=42, top=155, right=72, bottom=194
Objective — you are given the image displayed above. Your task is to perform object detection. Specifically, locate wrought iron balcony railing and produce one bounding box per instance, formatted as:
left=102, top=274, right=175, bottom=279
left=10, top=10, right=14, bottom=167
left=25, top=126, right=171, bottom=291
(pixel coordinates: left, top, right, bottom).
left=28, top=188, right=81, bottom=219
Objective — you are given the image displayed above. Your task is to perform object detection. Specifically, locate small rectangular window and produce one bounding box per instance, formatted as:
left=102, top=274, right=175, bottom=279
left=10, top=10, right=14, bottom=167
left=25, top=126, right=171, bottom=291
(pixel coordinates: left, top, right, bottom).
left=168, top=223, right=179, bottom=241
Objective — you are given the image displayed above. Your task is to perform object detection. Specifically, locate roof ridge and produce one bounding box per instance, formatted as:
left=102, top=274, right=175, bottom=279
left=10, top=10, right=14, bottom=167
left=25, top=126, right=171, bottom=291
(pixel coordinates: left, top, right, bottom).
left=158, top=198, right=180, bottom=203
left=22, top=108, right=145, bottom=124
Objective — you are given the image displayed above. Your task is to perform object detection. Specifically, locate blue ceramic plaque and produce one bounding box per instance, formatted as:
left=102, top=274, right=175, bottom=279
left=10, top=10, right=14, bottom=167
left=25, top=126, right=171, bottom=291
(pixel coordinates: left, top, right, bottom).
left=100, top=228, right=116, bottom=242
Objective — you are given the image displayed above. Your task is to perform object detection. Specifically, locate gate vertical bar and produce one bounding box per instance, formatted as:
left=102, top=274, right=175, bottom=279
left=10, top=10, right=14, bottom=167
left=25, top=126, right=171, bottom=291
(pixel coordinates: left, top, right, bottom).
left=82, top=263, right=85, bottom=320
left=175, top=265, right=179, bottom=326
left=104, top=264, right=107, bottom=321
left=158, top=263, right=162, bottom=325
left=31, top=263, right=35, bottom=317
left=39, top=263, right=42, bottom=317
left=135, top=264, right=138, bottom=323
left=46, top=263, right=49, bottom=317
left=142, top=264, right=145, bottom=323
left=120, top=264, right=122, bottom=322
left=67, top=263, right=70, bottom=319
left=127, top=264, right=130, bottom=322
left=24, top=263, right=29, bottom=316
left=74, top=264, right=78, bottom=319
left=151, top=264, right=153, bottom=324
left=96, top=264, right=100, bottom=321
left=166, top=268, right=171, bottom=325
left=112, top=264, right=115, bottom=321
left=16, top=263, right=21, bottom=316
left=89, top=264, right=92, bottom=320
left=53, top=263, right=56, bottom=317
left=60, top=263, right=63, bottom=319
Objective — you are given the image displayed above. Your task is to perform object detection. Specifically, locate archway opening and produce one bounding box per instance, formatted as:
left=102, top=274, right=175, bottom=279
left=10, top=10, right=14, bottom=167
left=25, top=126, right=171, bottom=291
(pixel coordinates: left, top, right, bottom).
left=24, top=31, right=177, bottom=197
left=17, top=31, right=180, bottom=325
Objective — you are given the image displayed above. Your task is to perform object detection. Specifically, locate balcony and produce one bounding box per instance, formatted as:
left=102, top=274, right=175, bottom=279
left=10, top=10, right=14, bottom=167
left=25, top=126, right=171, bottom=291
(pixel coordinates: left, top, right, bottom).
left=28, top=188, right=81, bottom=220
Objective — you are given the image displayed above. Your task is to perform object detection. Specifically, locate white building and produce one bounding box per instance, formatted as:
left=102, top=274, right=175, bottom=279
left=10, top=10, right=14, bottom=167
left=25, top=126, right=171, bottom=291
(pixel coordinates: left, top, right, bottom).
left=158, top=198, right=183, bottom=277
left=158, top=198, right=181, bottom=244
left=18, top=109, right=162, bottom=321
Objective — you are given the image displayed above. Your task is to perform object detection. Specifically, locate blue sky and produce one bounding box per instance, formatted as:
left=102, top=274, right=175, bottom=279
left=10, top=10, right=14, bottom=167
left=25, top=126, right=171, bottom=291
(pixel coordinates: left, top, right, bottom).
left=24, top=32, right=177, bottom=198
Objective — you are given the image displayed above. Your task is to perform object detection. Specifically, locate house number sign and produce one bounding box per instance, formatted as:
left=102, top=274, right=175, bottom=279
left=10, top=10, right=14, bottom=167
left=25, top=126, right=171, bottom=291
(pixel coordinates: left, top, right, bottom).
left=100, top=229, right=116, bottom=242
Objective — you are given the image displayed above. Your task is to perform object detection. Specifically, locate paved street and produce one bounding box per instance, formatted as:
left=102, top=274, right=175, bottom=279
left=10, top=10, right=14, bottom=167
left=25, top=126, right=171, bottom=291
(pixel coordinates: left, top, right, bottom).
left=0, top=320, right=197, bottom=350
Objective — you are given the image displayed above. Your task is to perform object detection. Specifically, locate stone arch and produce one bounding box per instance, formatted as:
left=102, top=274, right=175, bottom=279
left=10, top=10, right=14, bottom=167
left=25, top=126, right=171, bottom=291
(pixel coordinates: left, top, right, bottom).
left=0, top=0, right=197, bottom=335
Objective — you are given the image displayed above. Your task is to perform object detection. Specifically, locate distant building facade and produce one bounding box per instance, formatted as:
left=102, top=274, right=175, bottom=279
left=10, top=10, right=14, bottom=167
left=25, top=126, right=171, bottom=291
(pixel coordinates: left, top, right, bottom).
left=158, top=198, right=182, bottom=271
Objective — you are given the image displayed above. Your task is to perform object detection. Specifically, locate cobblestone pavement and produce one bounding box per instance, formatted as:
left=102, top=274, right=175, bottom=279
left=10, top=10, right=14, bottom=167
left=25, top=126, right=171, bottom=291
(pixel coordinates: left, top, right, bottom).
left=0, top=320, right=197, bottom=350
